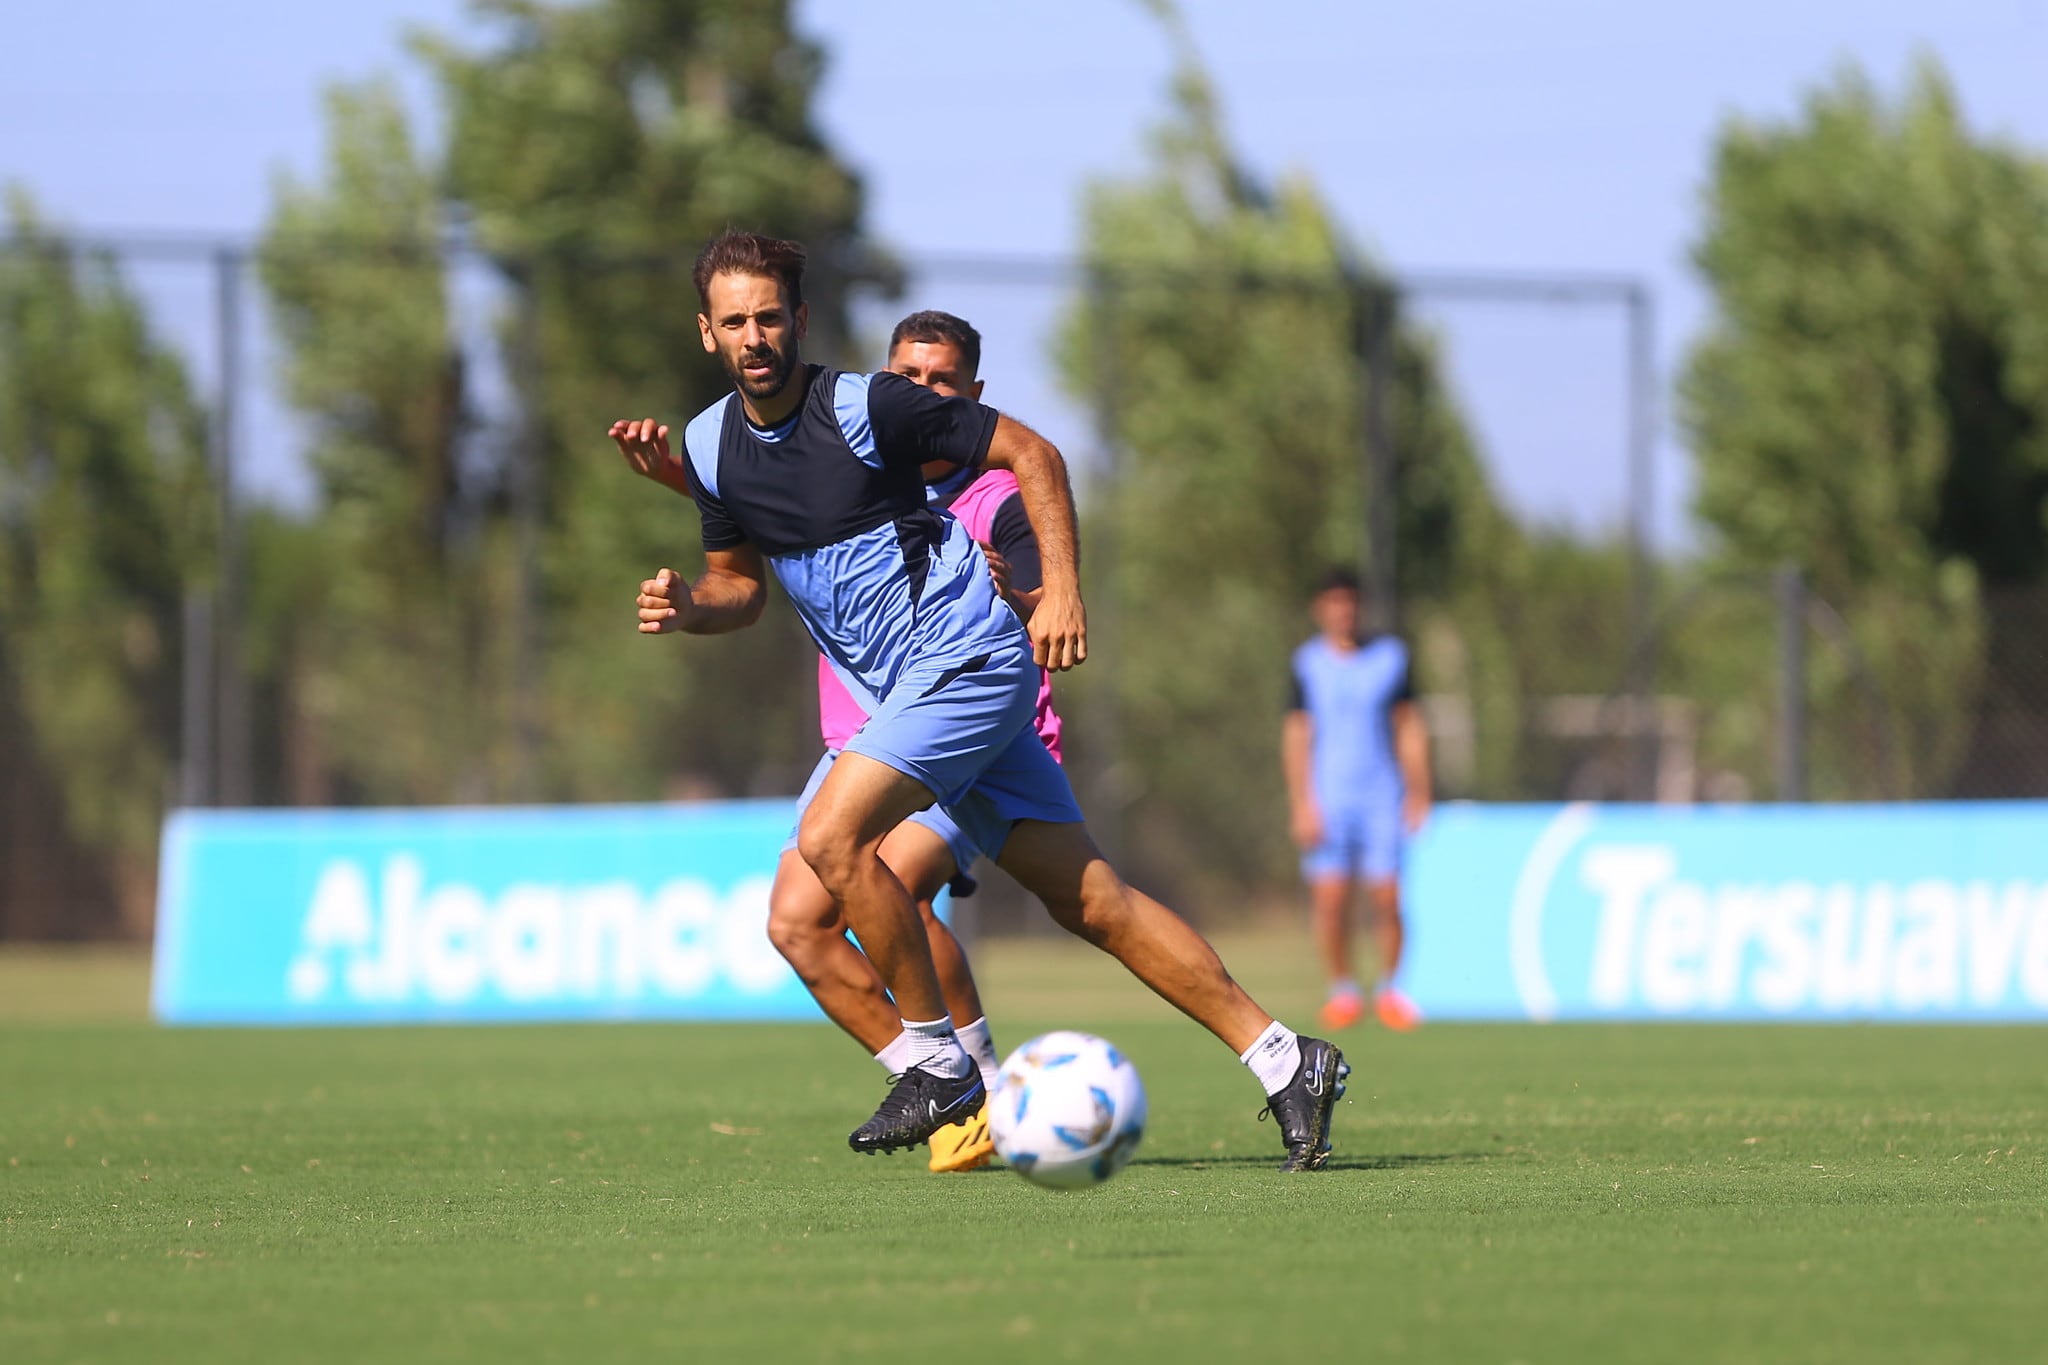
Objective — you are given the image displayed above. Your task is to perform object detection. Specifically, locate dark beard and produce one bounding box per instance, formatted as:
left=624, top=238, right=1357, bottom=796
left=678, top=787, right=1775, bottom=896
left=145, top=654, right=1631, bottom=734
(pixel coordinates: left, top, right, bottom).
left=723, top=342, right=798, bottom=401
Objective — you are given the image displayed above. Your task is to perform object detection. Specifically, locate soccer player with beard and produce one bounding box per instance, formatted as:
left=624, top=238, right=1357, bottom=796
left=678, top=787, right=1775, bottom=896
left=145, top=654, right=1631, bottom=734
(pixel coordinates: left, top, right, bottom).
left=620, top=308, right=1056, bottom=1173
left=611, top=230, right=1346, bottom=1171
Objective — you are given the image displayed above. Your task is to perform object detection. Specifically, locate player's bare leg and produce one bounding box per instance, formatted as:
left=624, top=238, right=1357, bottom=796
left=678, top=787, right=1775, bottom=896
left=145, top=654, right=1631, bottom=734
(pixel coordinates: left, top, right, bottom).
left=767, top=850, right=901, bottom=1053
left=770, top=825, right=998, bottom=1168
left=996, top=820, right=1267, bottom=1050
left=1366, top=876, right=1420, bottom=1031
left=884, top=823, right=996, bottom=1171
left=1310, top=874, right=1366, bottom=1029
left=997, top=818, right=1346, bottom=1169
left=798, top=751, right=987, bottom=1153
left=797, top=752, right=952, bottom=1020
left=768, top=826, right=983, bottom=1051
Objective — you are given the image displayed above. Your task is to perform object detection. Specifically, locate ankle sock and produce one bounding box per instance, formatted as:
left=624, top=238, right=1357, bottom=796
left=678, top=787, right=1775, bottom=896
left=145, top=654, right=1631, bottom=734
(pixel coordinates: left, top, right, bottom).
left=1239, top=1020, right=1303, bottom=1095
left=955, top=1015, right=1000, bottom=1092
left=901, top=1015, right=974, bottom=1081
left=874, top=1029, right=917, bottom=1075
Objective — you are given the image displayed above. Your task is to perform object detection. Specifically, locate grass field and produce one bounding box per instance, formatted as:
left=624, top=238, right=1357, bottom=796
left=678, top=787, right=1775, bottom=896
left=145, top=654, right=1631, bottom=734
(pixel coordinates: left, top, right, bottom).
left=3, top=936, right=2044, bottom=1364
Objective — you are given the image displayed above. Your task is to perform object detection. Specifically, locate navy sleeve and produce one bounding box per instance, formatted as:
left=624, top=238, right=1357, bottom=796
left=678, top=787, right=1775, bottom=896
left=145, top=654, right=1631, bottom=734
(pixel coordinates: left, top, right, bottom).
left=1287, top=661, right=1307, bottom=713
left=1391, top=649, right=1416, bottom=704
left=865, top=371, right=999, bottom=472
left=987, top=495, right=1042, bottom=594
left=685, top=465, right=746, bottom=551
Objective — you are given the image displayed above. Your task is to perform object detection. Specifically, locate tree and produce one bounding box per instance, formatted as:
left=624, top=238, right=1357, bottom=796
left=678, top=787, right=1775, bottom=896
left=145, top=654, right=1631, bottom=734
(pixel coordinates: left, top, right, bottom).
left=1682, top=59, right=2048, bottom=796
left=416, top=0, right=878, bottom=801
left=253, top=0, right=883, bottom=808
left=0, top=192, right=211, bottom=933
left=1053, top=10, right=1513, bottom=899
left=259, top=81, right=504, bottom=804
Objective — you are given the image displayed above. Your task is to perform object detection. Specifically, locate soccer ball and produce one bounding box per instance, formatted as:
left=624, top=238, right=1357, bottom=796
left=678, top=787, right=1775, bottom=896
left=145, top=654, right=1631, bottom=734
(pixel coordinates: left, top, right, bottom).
left=989, top=1031, right=1146, bottom=1189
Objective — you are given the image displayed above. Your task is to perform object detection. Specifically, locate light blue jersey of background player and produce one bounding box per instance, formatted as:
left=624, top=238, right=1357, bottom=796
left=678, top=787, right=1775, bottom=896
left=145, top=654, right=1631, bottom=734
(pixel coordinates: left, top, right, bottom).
left=1283, top=567, right=1432, bottom=1032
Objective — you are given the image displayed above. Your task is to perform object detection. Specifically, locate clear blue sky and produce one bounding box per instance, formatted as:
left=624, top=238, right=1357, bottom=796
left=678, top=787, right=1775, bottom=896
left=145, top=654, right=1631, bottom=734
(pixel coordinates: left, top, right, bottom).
left=4, top=0, right=2046, bottom=551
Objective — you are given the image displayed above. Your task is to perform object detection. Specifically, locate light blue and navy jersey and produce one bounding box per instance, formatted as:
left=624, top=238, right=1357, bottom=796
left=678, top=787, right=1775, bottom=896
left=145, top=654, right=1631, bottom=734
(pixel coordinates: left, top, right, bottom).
left=681, top=364, right=1025, bottom=705
left=1288, top=635, right=1414, bottom=809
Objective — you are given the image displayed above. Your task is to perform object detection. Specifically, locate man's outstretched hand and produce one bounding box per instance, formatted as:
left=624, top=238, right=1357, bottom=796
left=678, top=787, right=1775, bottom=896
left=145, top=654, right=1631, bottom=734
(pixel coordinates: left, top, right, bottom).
left=610, top=418, right=690, bottom=494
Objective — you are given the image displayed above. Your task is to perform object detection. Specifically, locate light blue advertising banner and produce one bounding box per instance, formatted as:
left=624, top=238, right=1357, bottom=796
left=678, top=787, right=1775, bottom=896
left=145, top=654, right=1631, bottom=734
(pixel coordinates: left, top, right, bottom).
left=152, top=802, right=866, bottom=1025
left=1405, top=802, right=2048, bottom=1020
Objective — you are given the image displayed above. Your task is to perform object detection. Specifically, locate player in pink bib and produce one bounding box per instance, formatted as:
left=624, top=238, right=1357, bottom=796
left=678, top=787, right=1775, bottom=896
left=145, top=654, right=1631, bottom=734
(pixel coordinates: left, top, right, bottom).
left=781, top=312, right=1062, bottom=1170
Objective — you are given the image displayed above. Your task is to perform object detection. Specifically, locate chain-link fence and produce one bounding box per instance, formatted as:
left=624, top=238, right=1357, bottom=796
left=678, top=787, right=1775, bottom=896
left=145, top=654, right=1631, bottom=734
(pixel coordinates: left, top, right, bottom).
left=5, top=234, right=2039, bottom=939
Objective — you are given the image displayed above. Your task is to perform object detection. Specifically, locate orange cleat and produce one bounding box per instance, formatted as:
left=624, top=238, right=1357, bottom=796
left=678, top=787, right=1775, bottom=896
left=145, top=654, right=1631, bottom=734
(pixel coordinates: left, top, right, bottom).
left=927, top=1097, right=994, bottom=1172
left=1375, top=987, right=1422, bottom=1032
left=1318, top=990, right=1366, bottom=1030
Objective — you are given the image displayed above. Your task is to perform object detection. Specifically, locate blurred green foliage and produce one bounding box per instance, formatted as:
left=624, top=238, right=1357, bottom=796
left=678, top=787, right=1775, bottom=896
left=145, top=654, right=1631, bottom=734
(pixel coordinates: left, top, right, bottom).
left=9, top=21, right=2048, bottom=933
left=1051, top=33, right=1547, bottom=899
left=0, top=193, right=211, bottom=931
left=252, top=0, right=875, bottom=808
left=1680, top=60, right=2048, bottom=798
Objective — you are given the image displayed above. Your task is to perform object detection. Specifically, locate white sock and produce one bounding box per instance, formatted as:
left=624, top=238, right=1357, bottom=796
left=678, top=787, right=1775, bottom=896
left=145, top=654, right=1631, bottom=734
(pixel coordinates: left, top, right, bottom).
left=874, top=1030, right=917, bottom=1076
left=900, top=1015, right=974, bottom=1080
left=956, top=1016, right=1000, bottom=1092
left=1240, top=1020, right=1302, bottom=1096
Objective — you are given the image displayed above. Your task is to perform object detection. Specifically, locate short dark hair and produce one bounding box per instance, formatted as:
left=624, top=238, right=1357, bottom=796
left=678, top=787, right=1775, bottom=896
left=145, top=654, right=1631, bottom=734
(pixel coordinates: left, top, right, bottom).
left=888, top=309, right=982, bottom=378
left=1314, top=565, right=1363, bottom=596
left=692, top=229, right=806, bottom=312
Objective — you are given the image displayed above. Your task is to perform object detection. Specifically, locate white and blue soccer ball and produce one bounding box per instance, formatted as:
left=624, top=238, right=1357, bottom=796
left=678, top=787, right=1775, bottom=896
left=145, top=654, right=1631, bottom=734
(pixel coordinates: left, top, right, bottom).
left=989, top=1031, right=1147, bottom=1189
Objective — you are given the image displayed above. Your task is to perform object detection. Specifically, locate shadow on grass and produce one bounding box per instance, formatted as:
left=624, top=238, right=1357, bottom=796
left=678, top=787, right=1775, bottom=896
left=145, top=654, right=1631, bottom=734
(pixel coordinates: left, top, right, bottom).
left=1128, top=1151, right=1494, bottom=1171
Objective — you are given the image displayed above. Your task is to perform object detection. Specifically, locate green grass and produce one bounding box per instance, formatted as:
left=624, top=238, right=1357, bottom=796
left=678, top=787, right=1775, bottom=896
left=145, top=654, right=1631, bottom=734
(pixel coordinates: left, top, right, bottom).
left=2, top=936, right=2044, bottom=1364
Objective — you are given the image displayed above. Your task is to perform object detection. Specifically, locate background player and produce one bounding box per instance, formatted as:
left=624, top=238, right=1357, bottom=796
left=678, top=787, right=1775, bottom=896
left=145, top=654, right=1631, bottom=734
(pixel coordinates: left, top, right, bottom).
left=615, top=229, right=1346, bottom=1171
left=1283, top=567, right=1433, bottom=1032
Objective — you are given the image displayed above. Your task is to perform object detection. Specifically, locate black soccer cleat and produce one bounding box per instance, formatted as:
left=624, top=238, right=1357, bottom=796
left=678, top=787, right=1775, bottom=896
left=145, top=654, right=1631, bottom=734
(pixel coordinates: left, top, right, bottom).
left=1258, top=1036, right=1349, bottom=1172
left=848, top=1065, right=987, bottom=1155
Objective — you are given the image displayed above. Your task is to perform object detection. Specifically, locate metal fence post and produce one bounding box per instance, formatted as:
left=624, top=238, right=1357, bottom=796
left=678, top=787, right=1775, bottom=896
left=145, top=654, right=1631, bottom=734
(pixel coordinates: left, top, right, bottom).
left=1625, top=284, right=1658, bottom=801
left=509, top=262, right=545, bottom=801
left=178, top=590, right=213, bottom=807
left=212, top=248, right=250, bottom=806
left=1361, top=284, right=1398, bottom=633
left=1777, top=563, right=1807, bottom=801
left=1088, top=266, right=1126, bottom=865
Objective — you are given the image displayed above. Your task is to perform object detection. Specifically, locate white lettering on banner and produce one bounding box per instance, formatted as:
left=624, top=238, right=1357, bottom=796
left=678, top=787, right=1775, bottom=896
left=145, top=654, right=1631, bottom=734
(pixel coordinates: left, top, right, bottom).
left=416, top=882, right=489, bottom=1003
left=1750, top=883, right=1816, bottom=1012
left=1965, top=883, right=2032, bottom=1002
left=644, top=881, right=717, bottom=995
left=1581, top=844, right=1671, bottom=1008
left=285, top=857, right=786, bottom=1006
left=1553, top=842, right=2048, bottom=1016
left=1640, top=879, right=1710, bottom=1011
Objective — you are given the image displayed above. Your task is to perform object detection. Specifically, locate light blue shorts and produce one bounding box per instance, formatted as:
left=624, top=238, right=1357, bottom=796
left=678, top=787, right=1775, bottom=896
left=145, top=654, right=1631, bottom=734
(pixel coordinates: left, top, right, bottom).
left=839, top=640, right=1082, bottom=861
left=1302, top=803, right=1403, bottom=883
left=785, top=750, right=981, bottom=876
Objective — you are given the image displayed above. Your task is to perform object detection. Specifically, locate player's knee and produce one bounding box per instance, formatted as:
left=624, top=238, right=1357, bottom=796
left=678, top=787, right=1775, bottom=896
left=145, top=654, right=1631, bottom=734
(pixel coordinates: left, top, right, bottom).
left=765, top=896, right=816, bottom=965
left=795, top=814, right=858, bottom=892
left=1366, top=882, right=1402, bottom=924
left=1047, top=878, right=1129, bottom=947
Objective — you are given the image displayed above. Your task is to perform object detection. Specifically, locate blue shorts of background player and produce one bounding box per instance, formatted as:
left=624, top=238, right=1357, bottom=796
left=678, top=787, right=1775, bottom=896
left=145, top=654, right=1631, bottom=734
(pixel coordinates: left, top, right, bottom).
left=1300, top=801, right=1404, bottom=883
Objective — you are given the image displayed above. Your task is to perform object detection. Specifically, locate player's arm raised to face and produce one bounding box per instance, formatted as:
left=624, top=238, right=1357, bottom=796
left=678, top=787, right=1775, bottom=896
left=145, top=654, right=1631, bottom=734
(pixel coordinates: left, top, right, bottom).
left=982, top=415, right=1085, bottom=671
left=636, top=545, right=768, bottom=636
